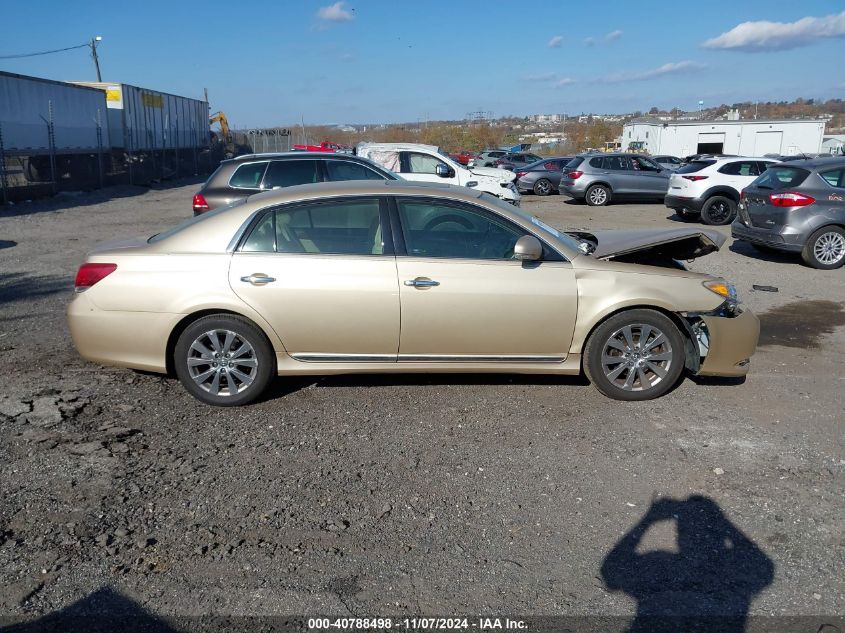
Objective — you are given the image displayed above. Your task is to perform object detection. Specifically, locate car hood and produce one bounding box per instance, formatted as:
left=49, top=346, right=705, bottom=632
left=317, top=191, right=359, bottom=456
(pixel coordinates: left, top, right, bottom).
left=569, top=228, right=726, bottom=260
left=469, top=166, right=516, bottom=182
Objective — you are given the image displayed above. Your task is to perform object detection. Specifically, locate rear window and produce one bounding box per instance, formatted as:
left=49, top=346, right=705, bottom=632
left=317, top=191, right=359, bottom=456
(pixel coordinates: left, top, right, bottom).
left=751, top=166, right=810, bottom=191
left=820, top=169, right=845, bottom=189
left=564, top=157, right=583, bottom=170
left=676, top=160, right=716, bottom=174
left=229, top=161, right=269, bottom=188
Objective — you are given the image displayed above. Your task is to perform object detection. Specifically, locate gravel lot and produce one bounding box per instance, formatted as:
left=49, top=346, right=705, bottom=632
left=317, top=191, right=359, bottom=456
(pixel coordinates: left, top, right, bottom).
left=0, top=182, right=843, bottom=629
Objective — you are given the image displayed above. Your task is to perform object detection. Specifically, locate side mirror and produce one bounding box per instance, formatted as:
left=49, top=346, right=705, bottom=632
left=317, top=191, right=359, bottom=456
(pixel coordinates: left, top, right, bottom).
left=436, top=163, right=453, bottom=178
left=513, top=235, right=543, bottom=261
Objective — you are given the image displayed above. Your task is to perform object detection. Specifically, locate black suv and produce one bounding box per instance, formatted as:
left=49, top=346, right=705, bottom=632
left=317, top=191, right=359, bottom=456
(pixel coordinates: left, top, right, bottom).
left=193, top=152, right=398, bottom=215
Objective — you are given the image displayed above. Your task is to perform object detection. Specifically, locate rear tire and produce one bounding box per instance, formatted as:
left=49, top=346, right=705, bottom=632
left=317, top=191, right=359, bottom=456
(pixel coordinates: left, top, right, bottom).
left=801, top=226, right=845, bottom=269
left=533, top=178, right=553, bottom=196
left=585, top=184, right=610, bottom=206
left=174, top=314, right=275, bottom=406
left=701, top=196, right=736, bottom=225
left=584, top=309, right=685, bottom=401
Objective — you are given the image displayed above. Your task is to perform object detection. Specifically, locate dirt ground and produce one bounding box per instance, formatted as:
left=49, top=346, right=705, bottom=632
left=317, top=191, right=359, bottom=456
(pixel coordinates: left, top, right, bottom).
left=0, top=182, right=843, bottom=630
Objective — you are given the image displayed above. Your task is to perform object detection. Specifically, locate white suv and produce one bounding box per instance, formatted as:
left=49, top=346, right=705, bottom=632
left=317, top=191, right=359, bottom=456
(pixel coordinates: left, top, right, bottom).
left=665, top=156, right=777, bottom=225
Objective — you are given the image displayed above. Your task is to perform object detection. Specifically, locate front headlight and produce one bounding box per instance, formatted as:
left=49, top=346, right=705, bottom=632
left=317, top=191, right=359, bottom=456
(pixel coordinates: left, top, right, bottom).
left=703, top=279, right=738, bottom=311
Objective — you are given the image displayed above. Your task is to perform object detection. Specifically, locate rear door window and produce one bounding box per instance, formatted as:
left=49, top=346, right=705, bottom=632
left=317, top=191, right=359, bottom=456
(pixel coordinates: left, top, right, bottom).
left=229, top=161, right=269, bottom=189
left=325, top=160, right=387, bottom=181
left=605, top=156, right=629, bottom=170
left=718, top=161, right=760, bottom=177
left=262, top=160, right=322, bottom=189
left=820, top=169, right=845, bottom=189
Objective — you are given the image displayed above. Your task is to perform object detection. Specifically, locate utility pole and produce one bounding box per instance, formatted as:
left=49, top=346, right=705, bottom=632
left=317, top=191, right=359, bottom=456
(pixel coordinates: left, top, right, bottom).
left=90, top=36, right=103, bottom=82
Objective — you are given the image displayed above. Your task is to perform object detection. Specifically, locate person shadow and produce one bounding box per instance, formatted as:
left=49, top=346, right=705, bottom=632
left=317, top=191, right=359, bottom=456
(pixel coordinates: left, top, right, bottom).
left=601, top=495, right=774, bottom=633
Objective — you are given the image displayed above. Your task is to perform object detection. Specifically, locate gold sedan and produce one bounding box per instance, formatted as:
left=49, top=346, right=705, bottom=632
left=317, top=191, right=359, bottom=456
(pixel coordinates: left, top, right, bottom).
left=68, top=181, right=759, bottom=405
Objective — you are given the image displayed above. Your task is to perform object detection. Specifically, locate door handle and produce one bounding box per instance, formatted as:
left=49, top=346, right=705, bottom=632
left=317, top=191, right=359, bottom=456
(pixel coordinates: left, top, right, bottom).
left=241, top=273, right=276, bottom=285
left=404, top=277, right=440, bottom=288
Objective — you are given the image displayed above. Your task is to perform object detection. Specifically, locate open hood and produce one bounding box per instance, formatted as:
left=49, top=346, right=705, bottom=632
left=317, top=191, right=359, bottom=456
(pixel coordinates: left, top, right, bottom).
left=469, top=165, right=516, bottom=182
left=569, top=228, right=726, bottom=261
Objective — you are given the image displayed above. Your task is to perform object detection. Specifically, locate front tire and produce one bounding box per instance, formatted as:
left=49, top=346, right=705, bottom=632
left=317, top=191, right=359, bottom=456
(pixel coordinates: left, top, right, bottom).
left=585, top=184, right=610, bottom=206
left=801, top=226, right=845, bottom=269
left=584, top=309, right=685, bottom=401
left=701, top=196, right=736, bottom=225
left=174, top=314, right=275, bottom=406
left=533, top=178, right=553, bottom=196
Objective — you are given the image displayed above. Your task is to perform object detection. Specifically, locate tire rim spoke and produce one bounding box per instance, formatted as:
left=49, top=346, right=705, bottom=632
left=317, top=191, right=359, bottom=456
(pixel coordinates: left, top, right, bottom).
left=187, top=329, right=258, bottom=397
left=601, top=323, right=673, bottom=392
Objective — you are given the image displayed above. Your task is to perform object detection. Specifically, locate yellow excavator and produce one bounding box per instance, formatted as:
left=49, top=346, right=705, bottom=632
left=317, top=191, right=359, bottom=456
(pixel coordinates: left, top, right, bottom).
left=210, top=111, right=251, bottom=158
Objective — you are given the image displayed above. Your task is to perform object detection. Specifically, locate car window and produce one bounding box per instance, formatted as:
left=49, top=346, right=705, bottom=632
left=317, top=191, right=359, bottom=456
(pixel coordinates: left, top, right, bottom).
left=543, top=161, right=559, bottom=171
left=325, top=160, right=386, bottom=182
left=406, top=152, right=446, bottom=174
left=241, top=198, right=384, bottom=255
left=676, top=160, right=716, bottom=174
left=630, top=156, right=661, bottom=172
left=589, top=157, right=604, bottom=169
left=605, top=156, right=628, bottom=170
left=262, top=160, right=321, bottom=189
left=229, top=161, right=269, bottom=189
left=750, top=166, right=811, bottom=190
left=820, top=169, right=845, bottom=189
left=565, top=157, right=584, bottom=170
left=527, top=154, right=543, bottom=162
left=718, top=161, right=759, bottom=177
left=397, top=199, right=524, bottom=260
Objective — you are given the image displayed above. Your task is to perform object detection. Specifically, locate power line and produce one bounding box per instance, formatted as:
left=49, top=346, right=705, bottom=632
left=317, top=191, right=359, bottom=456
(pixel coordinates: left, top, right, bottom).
left=0, top=42, right=89, bottom=60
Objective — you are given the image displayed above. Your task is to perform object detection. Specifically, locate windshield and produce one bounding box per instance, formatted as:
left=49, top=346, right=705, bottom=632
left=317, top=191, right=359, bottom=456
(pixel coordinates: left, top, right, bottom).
left=148, top=199, right=246, bottom=243
left=481, top=193, right=585, bottom=253
left=750, top=166, right=810, bottom=190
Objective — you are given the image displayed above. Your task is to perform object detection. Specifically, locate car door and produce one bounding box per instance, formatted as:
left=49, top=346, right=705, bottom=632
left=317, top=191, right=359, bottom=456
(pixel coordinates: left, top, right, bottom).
left=603, top=155, right=636, bottom=193
left=392, top=196, right=578, bottom=360
left=401, top=151, right=460, bottom=186
left=629, top=156, right=670, bottom=195
left=718, top=160, right=762, bottom=193
left=228, top=196, right=400, bottom=360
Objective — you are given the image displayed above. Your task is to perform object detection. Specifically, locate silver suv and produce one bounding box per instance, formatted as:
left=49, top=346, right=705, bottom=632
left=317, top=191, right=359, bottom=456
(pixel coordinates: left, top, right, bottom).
left=560, top=153, right=671, bottom=206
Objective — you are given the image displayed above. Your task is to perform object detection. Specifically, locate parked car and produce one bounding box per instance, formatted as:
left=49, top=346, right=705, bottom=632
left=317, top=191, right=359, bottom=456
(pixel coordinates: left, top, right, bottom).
left=474, top=150, right=511, bottom=167
left=449, top=150, right=476, bottom=166
left=356, top=142, right=520, bottom=205
left=192, top=152, right=397, bottom=214
left=495, top=152, right=544, bottom=171
left=68, top=181, right=759, bottom=406
left=653, top=155, right=683, bottom=171
left=732, top=158, right=845, bottom=269
left=664, top=157, right=777, bottom=225
left=560, top=153, right=671, bottom=206
left=515, top=157, right=573, bottom=195
left=292, top=141, right=350, bottom=153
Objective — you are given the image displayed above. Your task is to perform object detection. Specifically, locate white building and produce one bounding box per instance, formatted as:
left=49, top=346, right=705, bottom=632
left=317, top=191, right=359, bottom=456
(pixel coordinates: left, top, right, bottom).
left=622, top=119, right=826, bottom=157
left=821, top=135, right=845, bottom=155
left=529, top=114, right=563, bottom=125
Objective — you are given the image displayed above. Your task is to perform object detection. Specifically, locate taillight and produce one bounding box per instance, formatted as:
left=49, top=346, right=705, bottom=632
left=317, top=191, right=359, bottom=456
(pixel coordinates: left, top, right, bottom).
left=568, top=170, right=583, bottom=180
left=494, top=159, right=503, bottom=165
left=769, top=192, right=815, bottom=207
left=740, top=191, right=746, bottom=201
left=193, top=194, right=209, bottom=212
left=515, top=171, right=527, bottom=179
left=682, top=175, right=708, bottom=181
left=74, top=263, right=117, bottom=291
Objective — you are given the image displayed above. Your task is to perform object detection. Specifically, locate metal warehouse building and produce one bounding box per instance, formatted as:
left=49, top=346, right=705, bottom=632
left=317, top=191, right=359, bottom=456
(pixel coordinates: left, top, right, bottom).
left=623, top=119, right=827, bottom=157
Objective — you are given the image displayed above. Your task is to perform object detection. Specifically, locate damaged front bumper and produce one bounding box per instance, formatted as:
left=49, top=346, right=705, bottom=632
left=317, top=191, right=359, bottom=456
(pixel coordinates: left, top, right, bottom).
left=685, top=308, right=760, bottom=377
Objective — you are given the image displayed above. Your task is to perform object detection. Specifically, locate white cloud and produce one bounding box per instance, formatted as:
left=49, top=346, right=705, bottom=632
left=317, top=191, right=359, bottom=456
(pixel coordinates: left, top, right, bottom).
left=553, top=78, right=576, bottom=87
left=605, top=29, right=623, bottom=42
left=523, top=72, right=557, bottom=82
left=548, top=35, right=563, bottom=48
left=601, top=61, right=707, bottom=83
left=317, top=1, right=354, bottom=22
left=703, top=10, right=845, bottom=51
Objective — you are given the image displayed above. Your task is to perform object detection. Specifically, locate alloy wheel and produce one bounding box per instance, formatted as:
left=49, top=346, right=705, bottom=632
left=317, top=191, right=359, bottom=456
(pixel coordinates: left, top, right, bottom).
left=589, top=187, right=608, bottom=205
left=600, top=324, right=674, bottom=392
left=813, top=231, right=845, bottom=265
left=187, top=329, right=258, bottom=396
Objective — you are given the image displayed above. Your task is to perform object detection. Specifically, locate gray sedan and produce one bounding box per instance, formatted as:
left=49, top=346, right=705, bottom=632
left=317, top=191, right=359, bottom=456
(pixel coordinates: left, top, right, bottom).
left=515, top=157, right=573, bottom=196
left=732, top=158, right=845, bottom=269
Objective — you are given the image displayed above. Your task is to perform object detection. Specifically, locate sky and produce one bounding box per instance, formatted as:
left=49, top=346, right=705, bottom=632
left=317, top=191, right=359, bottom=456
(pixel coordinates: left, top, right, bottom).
left=2, top=0, right=844, bottom=127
